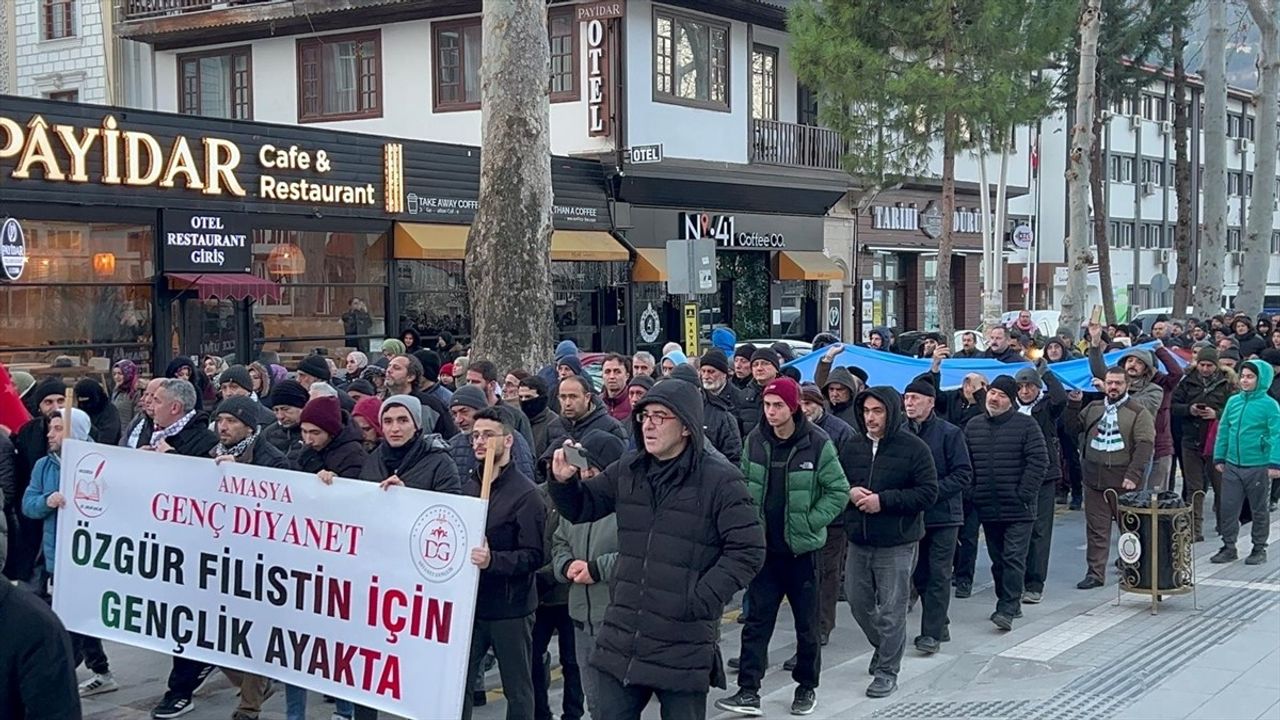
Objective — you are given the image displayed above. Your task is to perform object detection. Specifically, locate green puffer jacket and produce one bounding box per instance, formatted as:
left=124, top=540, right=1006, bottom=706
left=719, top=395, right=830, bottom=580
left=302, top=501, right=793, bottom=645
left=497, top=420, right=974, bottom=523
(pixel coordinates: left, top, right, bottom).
left=740, top=415, right=850, bottom=555
left=1213, top=360, right=1280, bottom=470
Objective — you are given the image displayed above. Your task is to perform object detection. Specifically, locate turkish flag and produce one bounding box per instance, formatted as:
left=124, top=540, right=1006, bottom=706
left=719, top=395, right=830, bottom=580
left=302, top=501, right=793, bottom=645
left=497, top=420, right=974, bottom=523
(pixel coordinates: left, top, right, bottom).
left=0, top=362, right=32, bottom=434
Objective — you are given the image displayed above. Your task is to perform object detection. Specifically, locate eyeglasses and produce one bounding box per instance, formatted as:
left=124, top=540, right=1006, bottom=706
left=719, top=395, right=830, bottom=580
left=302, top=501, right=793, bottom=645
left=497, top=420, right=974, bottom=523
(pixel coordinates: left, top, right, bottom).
left=470, top=430, right=507, bottom=445
left=635, top=411, right=677, bottom=426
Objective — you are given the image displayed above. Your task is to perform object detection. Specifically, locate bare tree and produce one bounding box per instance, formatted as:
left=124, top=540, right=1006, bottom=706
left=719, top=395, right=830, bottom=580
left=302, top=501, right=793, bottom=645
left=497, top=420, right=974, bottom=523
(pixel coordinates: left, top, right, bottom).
left=1196, top=0, right=1229, bottom=318
left=1088, top=94, right=1118, bottom=324
left=465, top=0, right=555, bottom=372
left=1061, top=0, right=1103, bottom=334
left=1239, top=0, right=1280, bottom=316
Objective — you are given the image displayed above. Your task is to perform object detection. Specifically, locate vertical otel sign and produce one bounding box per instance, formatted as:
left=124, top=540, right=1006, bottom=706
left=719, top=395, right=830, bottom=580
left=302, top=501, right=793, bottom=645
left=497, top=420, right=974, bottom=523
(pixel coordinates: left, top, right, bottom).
left=578, top=0, right=625, bottom=138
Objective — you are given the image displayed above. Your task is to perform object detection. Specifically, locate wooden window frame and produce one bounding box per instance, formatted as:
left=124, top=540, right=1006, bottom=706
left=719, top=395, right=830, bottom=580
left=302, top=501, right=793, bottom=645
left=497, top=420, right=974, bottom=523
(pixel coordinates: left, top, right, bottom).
left=433, top=17, right=484, bottom=113
left=46, top=89, right=79, bottom=102
left=548, top=7, right=580, bottom=103
left=751, top=44, right=778, bottom=121
left=296, top=31, right=383, bottom=123
left=652, top=6, right=731, bottom=112
left=43, top=0, right=75, bottom=40
left=177, top=46, right=254, bottom=120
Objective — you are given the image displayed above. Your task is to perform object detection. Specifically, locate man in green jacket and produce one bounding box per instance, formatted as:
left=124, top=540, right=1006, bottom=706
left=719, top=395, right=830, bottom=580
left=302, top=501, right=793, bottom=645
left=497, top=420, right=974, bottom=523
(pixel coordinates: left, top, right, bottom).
left=716, top=378, right=849, bottom=717
left=1211, top=359, right=1280, bottom=565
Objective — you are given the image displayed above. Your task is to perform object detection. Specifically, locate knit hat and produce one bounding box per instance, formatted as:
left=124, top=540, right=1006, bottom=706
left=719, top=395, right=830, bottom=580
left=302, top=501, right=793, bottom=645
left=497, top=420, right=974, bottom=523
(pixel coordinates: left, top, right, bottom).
left=627, top=374, right=655, bottom=392
left=1260, top=348, right=1280, bottom=366
left=751, top=347, right=781, bottom=369
left=450, top=384, right=488, bottom=411
left=300, top=396, right=343, bottom=437
left=558, top=355, right=584, bottom=375
left=382, top=394, right=423, bottom=429
left=988, top=375, right=1020, bottom=401
left=701, top=348, right=730, bottom=376
left=1195, top=346, right=1220, bottom=364
left=415, top=349, right=443, bottom=382
left=781, top=367, right=801, bottom=383
left=217, top=396, right=266, bottom=429
left=904, top=379, right=936, bottom=398
left=440, top=362, right=455, bottom=379
left=771, top=342, right=796, bottom=363
left=31, top=377, right=68, bottom=409
left=579, top=428, right=625, bottom=472
left=297, top=354, right=332, bottom=382
left=269, top=379, right=309, bottom=409
left=555, top=339, right=580, bottom=360
left=1220, top=347, right=1242, bottom=362
left=763, top=377, right=801, bottom=413
left=1013, top=367, right=1041, bottom=386
left=381, top=338, right=406, bottom=356
left=352, top=396, right=383, bottom=438
left=666, top=364, right=700, bottom=388
left=734, top=343, right=757, bottom=362
left=347, top=378, right=377, bottom=397
left=220, top=364, right=254, bottom=393
left=800, top=382, right=826, bottom=405
left=12, top=371, right=35, bottom=398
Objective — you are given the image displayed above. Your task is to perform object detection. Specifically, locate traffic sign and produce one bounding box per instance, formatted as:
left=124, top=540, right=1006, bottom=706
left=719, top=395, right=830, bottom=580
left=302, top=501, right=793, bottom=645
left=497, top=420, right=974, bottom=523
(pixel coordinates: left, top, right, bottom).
left=1012, top=224, right=1034, bottom=249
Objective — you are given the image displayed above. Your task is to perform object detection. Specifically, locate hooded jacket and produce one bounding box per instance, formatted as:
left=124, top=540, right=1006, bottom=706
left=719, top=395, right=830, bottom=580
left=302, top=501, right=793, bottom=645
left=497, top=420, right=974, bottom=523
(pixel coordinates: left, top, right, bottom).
left=359, top=433, right=462, bottom=494
left=1091, top=345, right=1181, bottom=459
left=295, top=422, right=369, bottom=478
left=463, top=461, right=546, bottom=620
left=668, top=365, right=743, bottom=464
left=1213, top=360, right=1280, bottom=469
left=1043, top=337, right=1079, bottom=363
left=964, top=405, right=1048, bottom=522
left=164, top=357, right=209, bottom=410
left=908, top=412, right=973, bottom=528
left=546, top=379, right=765, bottom=694
left=1171, top=368, right=1234, bottom=452
left=22, top=409, right=91, bottom=573
left=819, top=366, right=863, bottom=429
left=1232, top=327, right=1268, bottom=359
left=6, top=380, right=65, bottom=581
left=868, top=326, right=894, bottom=352
left=842, top=387, right=939, bottom=546
left=74, top=379, right=120, bottom=446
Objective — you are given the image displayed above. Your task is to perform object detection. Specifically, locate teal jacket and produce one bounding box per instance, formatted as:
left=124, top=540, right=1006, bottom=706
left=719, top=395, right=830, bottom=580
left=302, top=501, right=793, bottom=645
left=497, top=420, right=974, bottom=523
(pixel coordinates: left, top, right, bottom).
left=740, top=415, right=850, bottom=555
left=1214, top=360, right=1280, bottom=470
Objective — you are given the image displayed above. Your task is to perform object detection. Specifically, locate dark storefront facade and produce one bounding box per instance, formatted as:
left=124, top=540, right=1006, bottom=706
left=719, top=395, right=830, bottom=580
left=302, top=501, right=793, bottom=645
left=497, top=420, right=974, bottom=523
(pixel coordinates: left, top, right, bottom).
left=0, top=96, right=621, bottom=377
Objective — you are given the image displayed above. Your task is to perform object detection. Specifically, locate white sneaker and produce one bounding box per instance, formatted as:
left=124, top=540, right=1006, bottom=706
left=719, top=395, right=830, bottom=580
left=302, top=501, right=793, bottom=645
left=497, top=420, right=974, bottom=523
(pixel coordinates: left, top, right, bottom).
left=79, top=672, right=119, bottom=697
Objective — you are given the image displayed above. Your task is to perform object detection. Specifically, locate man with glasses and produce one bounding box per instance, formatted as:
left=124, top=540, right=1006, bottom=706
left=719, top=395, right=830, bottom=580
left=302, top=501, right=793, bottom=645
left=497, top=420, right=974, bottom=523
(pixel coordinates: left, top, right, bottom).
left=461, top=408, right=547, bottom=720
left=358, top=395, right=461, bottom=493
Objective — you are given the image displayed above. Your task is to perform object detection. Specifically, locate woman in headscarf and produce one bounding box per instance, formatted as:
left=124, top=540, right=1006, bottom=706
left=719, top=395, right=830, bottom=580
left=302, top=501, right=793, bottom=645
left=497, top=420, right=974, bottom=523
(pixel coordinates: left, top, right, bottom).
left=249, top=362, right=274, bottom=412
left=110, top=360, right=141, bottom=427
left=401, top=327, right=421, bottom=354
left=74, top=378, right=121, bottom=445
left=164, top=356, right=207, bottom=411
left=201, top=355, right=227, bottom=403
left=377, top=338, right=405, bottom=369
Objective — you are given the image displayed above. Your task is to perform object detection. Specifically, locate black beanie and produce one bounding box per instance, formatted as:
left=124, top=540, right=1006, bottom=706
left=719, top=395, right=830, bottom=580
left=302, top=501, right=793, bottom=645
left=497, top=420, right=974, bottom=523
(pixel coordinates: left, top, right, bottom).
left=414, top=349, right=442, bottom=382
left=904, top=379, right=936, bottom=398
left=988, top=375, right=1019, bottom=402
left=734, top=343, right=757, bottom=361
left=217, top=396, right=266, bottom=429
left=701, top=348, right=731, bottom=376
left=579, top=429, right=625, bottom=471
left=220, top=364, right=253, bottom=392
left=750, top=347, right=781, bottom=369
left=269, top=379, right=310, bottom=409
left=297, top=354, right=331, bottom=381
left=347, top=378, right=377, bottom=396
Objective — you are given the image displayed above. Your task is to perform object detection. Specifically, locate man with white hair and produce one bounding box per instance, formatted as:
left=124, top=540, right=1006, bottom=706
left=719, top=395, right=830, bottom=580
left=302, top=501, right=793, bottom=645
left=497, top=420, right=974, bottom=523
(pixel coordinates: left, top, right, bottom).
left=309, top=382, right=339, bottom=400
left=121, top=377, right=165, bottom=449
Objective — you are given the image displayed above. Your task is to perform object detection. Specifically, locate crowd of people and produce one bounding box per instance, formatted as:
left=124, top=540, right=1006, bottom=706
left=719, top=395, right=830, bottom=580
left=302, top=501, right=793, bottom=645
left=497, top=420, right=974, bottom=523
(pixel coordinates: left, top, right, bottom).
left=1, top=307, right=1278, bottom=720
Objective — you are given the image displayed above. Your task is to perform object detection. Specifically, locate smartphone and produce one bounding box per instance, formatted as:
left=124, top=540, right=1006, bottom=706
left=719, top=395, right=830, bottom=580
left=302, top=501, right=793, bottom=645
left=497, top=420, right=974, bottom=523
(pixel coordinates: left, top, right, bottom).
left=1090, top=305, right=1103, bottom=324
left=564, top=444, right=590, bottom=471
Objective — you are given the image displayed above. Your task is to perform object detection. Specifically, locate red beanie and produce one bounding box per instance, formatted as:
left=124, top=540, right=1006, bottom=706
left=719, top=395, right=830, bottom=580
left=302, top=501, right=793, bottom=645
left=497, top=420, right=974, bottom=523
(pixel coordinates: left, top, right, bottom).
left=763, top=377, right=801, bottom=413
left=352, top=396, right=384, bottom=438
left=300, top=396, right=343, bottom=438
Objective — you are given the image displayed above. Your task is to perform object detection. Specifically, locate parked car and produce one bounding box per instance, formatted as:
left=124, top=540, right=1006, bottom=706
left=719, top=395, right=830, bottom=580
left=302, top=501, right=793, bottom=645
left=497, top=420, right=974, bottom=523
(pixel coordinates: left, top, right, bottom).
left=736, top=339, right=813, bottom=359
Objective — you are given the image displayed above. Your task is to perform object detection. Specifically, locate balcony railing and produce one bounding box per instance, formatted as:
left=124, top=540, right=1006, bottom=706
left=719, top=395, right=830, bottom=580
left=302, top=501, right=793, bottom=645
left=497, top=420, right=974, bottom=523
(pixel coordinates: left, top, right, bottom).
left=117, top=0, right=278, bottom=22
left=751, top=118, right=846, bottom=172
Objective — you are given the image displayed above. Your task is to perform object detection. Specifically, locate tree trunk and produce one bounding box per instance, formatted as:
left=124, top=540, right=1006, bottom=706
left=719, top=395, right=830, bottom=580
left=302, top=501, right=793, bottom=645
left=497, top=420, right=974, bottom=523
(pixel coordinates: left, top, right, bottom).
left=938, top=111, right=957, bottom=339
left=1172, top=20, right=1195, bottom=318
left=1089, top=109, right=1118, bottom=325
left=1197, top=0, right=1229, bottom=318
left=465, top=0, right=555, bottom=373
left=1061, top=0, right=1102, bottom=335
left=1240, top=0, right=1280, bottom=316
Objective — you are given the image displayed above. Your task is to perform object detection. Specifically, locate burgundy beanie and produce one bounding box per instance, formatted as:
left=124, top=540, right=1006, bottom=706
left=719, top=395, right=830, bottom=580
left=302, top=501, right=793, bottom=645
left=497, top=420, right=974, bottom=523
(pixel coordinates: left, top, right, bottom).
left=763, top=377, right=801, bottom=413
left=300, top=396, right=343, bottom=438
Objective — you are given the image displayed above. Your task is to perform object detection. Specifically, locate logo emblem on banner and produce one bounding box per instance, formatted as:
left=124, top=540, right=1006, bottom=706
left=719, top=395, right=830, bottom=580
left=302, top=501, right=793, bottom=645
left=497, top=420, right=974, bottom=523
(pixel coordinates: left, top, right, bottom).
left=411, top=504, right=468, bottom=583
left=72, top=453, right=109, bottom=518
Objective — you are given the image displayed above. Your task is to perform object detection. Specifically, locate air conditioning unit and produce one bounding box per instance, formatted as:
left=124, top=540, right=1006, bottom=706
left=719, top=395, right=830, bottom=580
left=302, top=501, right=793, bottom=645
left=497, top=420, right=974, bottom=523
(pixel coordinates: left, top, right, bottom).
left=1129, top=114, right=1143, bottom=130
left=1142, top=182, right=1156, bottom=196
left=1236, top=136, right=1250, bottom=154
left=1160, top=121, right=1173, bottom=135
left=1159, top=248, right=1173, bottom=264
left=1229, top=250, right=1244, bottom=265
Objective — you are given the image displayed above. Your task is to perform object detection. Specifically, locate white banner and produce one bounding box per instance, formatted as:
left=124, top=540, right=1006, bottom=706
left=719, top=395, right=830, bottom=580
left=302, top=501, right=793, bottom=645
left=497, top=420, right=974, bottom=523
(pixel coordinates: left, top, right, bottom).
left=52, top=439, right=488, bottom=718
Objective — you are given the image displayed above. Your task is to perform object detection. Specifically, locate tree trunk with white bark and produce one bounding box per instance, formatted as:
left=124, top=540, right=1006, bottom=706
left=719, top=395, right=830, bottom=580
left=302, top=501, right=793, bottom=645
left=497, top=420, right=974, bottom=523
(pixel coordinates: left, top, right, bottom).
left=1172, top=19, right=1195, bottom=318
left=1061, top=0, right=1102, bottom=335
left=938, top=110, right=957, bottom=339
left=1240, top=0, right=1280, bottom=316
left=465, top=0, right=555, bottom=373
left=1197, top=0, right=1229, bottom=318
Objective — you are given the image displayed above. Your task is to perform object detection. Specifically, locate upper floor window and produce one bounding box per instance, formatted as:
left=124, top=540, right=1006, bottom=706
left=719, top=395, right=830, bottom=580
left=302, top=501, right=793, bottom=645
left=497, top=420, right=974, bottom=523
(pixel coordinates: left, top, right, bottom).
left=1109, top=155, right=1134, bottom=183
left=179, top=47, right=252, bottom=120
left=1271, top=231, right=1280, bottom=254
left=798, top=84, right=819, bottom=127
left=1141, top=94, right=1166, bottom=122
left=548, top=9, right=579, bottom=102
left=44, top=0, right=74, bottom=40
left=46, top=90, right=78, bottom=102
left=1227, top=227, right=1241, bottom=251
left=1141, top=158, right=1165, bottom=186
left=297, top=32, right=381, bottom=122
left=654, top=9, right=729, bottom=111
left=1227, top=114, right=1242, bottom=138
left=1112, top=95, right=1137, bottom=116
left=751, top=45, right=778, bottom=121
left=1228, top=171, right=1243, bottom=196
left=434, top=19, right=483, bottom=111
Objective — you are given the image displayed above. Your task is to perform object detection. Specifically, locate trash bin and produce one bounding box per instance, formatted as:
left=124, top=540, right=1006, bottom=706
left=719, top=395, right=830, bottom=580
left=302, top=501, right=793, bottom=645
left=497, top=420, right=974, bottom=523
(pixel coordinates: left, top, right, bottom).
left=1117, top=490, right=1187, bottom=591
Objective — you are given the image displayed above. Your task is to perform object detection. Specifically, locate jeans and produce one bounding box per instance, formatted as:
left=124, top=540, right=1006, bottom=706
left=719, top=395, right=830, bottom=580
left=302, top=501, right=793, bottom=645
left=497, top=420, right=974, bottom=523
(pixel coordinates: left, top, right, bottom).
left=911, top=526, right=959, bottom=640
left=574, top=623, right=602, bottom=719
left=533, top=604, right=584, bottom=720
left=1218, top=465, right=1271, bottom=549
left=1023, top=483, right=1057, bottom=594
left=285, top=685, right=354, bottom=720
left=954, top=496, right=981, bottom=587
left=982, top=520, right=1033, bottom=618
left=462, top=613, right=536, bottom=720
left=818, top=521, right=848, bottom=640
left=737, top=551, right=822, bottom=691
left=846, top=542, right=915, bottom=680
left=594, top=669, right=707, bottom=720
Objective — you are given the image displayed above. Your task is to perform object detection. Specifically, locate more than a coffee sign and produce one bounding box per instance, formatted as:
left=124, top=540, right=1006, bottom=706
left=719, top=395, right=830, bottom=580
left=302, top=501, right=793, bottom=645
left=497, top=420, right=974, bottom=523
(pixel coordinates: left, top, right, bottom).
left=162, top=209, right=252, bottom=273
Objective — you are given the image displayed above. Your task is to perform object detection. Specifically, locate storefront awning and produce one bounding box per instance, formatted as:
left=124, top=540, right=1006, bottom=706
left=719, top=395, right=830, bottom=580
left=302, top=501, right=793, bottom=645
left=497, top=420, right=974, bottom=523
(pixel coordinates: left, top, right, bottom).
left=395, top=223, right=630, bottom=262
left=632, top=248, right=668, bottom=282
left=167, top=273, right=284, bottom=302
left=775, top=251, right=844, bottom=281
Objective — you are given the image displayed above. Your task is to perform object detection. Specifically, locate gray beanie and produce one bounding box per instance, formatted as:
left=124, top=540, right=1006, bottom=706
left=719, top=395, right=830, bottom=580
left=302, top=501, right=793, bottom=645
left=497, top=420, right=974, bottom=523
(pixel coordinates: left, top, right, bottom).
left=382, top=394, right=423, bottom=429
left=450, top=384, right=488, bottom=411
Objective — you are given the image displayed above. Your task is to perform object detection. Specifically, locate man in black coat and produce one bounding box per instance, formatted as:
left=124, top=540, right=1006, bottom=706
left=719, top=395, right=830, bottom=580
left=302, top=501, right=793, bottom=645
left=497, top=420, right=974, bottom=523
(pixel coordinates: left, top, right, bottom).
left=296, top=396, right=368, bottom=478
left=0, top=578, right=81, bottom=720
left=547, top=378, right=765, bottom=718
left=983, top=326, right=1025, bottom=363
left=739, top=347, right=782, bottom=437
left=670, top=363, right=743, bottom=464
left=963, top=376, right=1048, bottom=631
left=1013, top=364, right=1066, bottom=605
left=538, top=376, right=627, bottom=481
left=517, top=376, right=559, bottom=457
left=261, top=379, right=308, bottom=462
left=121, top=377, right=163, bottom=449
left=903, top=380, right=972, bottom=655
left=843, top=387, right=938, bottom=699
left=359, top=395, right=461, bottom=494
left=460, top=408, right=547, bottom=720
left=4, top=377, right=65, bottom=585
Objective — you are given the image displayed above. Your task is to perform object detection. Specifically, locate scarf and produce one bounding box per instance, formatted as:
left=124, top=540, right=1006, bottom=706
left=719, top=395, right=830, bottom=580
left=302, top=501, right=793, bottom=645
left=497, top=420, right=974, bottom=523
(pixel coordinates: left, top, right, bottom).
left=1016, top=390, right=1042, bottom=417
left=126, top=415, right=151, bottom=448
left=150, top=410, right=196, bottom=448
left=214, top=430, right=257, bottom=459
left=1090, top=395, right=1128, bottom=452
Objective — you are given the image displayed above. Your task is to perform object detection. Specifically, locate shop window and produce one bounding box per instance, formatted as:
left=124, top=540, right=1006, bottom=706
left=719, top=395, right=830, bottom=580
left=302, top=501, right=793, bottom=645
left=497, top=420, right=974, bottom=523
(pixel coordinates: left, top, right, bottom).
left=297, top=31, right=382, bottom=122
left=653, top=8, right=729, bottom=111
left=548, top=9, right=579, bottom=102
left=398, top=260, right=470, bottom=344
left=553, top=261, right=629, bottom=351
left=751, top=45, right=778, bottom=121
left=179, top=47, right=253, bottom=120
left=434, top=18, right=484, bottom=111
left=43, top=0, right=74, bottom=40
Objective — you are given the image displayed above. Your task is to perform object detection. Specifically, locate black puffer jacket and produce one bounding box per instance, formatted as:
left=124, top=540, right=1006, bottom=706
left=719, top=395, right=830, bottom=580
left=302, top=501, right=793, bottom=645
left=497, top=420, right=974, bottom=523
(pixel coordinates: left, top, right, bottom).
left=359, top=433, right=461, bottom=494
left=964, top=408, right=1048, bottom=523
left=539, top=402, right=627, bottom=481
left=842, top=387, right=938, bottom=547
left=296, top=423, right=368, bottom=478
left=463, top=462, right=546, bottom=620
left=908, top=413, right=972, bottom=528
left=162, top=413, right=219, bottom=458
left=1014, top=370, right=1066, bottom=483
left=547, top=379, right=765, bottom=694
left=667, top=365, right=742, bottom=464
left=738, top=379, right=767, bottom=436
left=261, top=421, right=303, bottom=461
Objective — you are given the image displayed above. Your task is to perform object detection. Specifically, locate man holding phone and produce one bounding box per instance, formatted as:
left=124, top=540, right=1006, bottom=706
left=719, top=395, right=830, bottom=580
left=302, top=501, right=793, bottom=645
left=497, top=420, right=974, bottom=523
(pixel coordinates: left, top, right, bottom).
left=1171, top=347, right=1234, bottom=541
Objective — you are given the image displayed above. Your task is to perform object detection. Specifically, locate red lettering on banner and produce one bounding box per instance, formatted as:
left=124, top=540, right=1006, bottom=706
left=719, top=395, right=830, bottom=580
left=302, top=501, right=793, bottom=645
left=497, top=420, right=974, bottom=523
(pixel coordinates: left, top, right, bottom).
left=218, top=475, right=294, bottom=503
left=151, top=493, right=227, bottom=536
